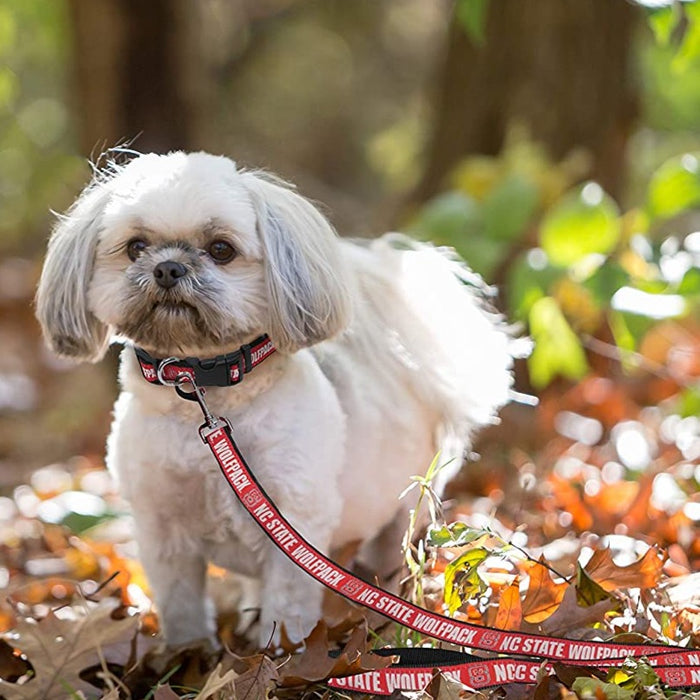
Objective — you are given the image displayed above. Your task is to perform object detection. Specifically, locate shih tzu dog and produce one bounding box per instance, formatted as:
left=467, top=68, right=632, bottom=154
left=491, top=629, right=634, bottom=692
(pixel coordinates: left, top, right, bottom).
left=36, top=151, right=515, bottom=649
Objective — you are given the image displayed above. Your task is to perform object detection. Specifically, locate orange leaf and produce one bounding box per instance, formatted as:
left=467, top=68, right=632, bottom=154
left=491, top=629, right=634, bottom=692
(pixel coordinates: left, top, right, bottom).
left=548, top=474, right=593, bottom=531
left=494, top=582, right=522, bottom=631
left=622, top=473, right=654, bottom=531
left=584, top=546, right=664, bottom=592
left=522, top=557, right=568, bottom=623
left=588, top=481, right=639, bottom=518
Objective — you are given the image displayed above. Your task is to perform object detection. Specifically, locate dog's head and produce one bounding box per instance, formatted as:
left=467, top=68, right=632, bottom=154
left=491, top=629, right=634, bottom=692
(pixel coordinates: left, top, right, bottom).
left=36, top=152, right=351, bottom=359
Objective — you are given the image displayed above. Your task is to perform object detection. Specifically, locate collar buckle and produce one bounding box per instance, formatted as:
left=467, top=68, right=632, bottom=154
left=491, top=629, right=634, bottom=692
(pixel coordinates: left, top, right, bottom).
left=194, top=353, right=238, bottom=386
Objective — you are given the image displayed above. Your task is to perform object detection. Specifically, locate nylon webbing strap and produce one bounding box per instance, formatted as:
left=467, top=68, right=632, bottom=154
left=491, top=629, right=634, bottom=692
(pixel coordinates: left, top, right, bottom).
left=200, top=422, right=700, bottom=691
left=328, top=658, right=698, bottom=693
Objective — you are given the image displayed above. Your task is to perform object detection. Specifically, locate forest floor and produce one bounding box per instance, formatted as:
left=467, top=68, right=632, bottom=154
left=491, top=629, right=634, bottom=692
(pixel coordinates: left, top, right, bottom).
left=0, top=260, right=698, bottom=698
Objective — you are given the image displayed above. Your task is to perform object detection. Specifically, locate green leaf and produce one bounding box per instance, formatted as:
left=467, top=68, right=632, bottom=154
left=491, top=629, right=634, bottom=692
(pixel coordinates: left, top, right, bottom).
left=647, top=5, right=678, bottom=47
left=427, top=524, right=497, bottom=548
left=609, top=310, right=656, bottom=353
left=455, top=0, right=490, bottom=46
left=61, top=511, right=116, bottom=535
left=0, top=7, right=16, bottom=56
left=0, top=67, right=18, bottom=109
left=678, top=265, right=700, bottom=294
left=540, top=183, right=621, bottom=266
left=576, top=565, right=613, bottom=606
left=428, top=524, right=454, bottom=547
left=608, top=311, right=637, bottom=356
left=482, top=173, right=539, bottom=242
left=618, top=659, right=662, bottom=691
left=527, top=297, right=589, bottom=388
left=455, top=236, right=508, bottom=277
left=647, top=152, right=700, bottom=219
left=410, top=191, right=482, bottom=242
left=444, top=547, right=490, bottom=614
left=506, top=252, right=563, bottom=320
left=677, top=386, right=700, bottom=418
left=572, top=677, right=635, bottom=700
left=673, top=0, right=700, bottom=72
left=583, top=262, right=630, bottom=307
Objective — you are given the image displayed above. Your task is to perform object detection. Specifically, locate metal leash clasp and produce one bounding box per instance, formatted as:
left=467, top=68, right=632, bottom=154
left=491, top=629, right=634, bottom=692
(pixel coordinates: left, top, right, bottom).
left=156, top=358, right=230, bottom=439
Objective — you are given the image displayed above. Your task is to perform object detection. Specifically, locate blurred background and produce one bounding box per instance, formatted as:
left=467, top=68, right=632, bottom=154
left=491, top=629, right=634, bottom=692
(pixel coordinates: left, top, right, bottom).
left=0, top=0, right=698, bottom=563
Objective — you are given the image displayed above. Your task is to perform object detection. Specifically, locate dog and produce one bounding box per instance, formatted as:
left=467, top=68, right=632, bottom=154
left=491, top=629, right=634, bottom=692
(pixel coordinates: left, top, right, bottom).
left=36, top=151, right=515, bottom=649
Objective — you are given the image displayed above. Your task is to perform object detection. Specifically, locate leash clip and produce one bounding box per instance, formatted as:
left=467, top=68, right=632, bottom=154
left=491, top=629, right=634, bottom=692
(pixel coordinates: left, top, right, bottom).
left=157, top=357, right=227, bottom=434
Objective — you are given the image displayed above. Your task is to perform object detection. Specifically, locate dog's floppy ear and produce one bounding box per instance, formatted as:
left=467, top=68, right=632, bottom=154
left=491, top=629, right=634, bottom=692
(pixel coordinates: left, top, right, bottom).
left=36, top=183, right=112, bottom=362
left=241, top=172, right=351, bottom=352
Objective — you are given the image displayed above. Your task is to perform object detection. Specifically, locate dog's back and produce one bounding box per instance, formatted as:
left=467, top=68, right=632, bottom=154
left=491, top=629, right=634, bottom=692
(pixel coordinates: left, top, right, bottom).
left=313, top=234, right=515, bottom=549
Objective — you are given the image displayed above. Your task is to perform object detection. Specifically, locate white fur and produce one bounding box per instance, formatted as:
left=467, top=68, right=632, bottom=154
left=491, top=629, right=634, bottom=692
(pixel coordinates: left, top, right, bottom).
left=36, top=152, right=514, bottom=648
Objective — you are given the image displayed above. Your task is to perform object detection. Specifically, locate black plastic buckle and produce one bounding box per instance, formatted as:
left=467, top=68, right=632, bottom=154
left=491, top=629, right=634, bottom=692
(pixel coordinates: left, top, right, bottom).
left=189, top=353, right=237, bottom=387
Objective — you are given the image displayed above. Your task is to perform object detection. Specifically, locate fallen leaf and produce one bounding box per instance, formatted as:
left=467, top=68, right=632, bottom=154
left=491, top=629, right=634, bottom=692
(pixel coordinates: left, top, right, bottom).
left=426, top=669, right=468, bottom=698
left=548, top=475, right=593, bottom=531
left=153, top=686, right=182, bottom=700
left=0, top=639, right=30, bottom=682
left=0, top=601, right=138, bottom=699
left=278, top=620, right=391, bottom=687
left=576, top=565, right=613, bottom=606
left=522, top=557, right=568, bottom=624
left=584, top=547, right=664, bottom=592
left=195, top=662, right=237, bottom=699
left=541, top=586, right=616, bottom=637
left=226, top=653, right=278, bottom=700
left=495, top=582, right=523, bottom=631
left=621, top=474, right=654, bottom=532
left=571, top=676, right=634, bottom=700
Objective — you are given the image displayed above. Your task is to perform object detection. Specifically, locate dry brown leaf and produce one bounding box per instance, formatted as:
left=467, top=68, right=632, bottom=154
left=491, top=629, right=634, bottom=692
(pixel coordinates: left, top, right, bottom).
left=584, top=546, right=664, bottom=592
left=0, top=601, right=138, bottom=699
left=541, top=586, right=616, bottom=637
left=0, top=639, right=30, bottom=682
left=228, top=653, right=278, bottom=699
left=522, top=558, right=569, bottom=624
left=426, top=669, right=468, bottom=699
left=195, top=662, right=238, bottom=699
left=278, top=619, right=391, bottom=688
left=153, top=686, right=182, bottom=700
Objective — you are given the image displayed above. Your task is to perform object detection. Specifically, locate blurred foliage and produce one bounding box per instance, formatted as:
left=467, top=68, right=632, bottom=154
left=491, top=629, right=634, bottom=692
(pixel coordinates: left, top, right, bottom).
left=409, top=130, right=700, bottom=390
left=454, top=0, right=490, bottom=45
left=0, top=0, right=86, bottom=253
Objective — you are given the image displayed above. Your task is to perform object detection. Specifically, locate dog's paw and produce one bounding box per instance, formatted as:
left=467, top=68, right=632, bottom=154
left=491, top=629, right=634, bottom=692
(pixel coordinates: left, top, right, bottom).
left=258, top=607, right=317, bottom=651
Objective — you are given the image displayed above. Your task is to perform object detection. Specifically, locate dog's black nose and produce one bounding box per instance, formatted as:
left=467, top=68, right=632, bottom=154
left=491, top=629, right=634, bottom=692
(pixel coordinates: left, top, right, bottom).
left=153, top=261, right=187, bottom=289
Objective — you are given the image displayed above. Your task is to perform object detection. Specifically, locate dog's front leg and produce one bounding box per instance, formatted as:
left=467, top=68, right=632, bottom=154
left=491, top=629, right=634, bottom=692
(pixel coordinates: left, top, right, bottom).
left=258, top=542, right=325, bottom=649
left=135, top=517, right=216, bottom=647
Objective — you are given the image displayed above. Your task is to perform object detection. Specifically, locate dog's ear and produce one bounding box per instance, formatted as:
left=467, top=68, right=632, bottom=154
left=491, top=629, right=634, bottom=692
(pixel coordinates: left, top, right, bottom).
left=241, top=173, right=351, bottom=352
left=36, top=183, right=112, bottom=362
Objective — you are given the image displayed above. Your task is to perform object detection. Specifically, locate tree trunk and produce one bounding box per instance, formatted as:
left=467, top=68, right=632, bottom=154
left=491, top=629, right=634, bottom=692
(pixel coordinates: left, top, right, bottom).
left=414, top=0, right=640, bottom=203
left=67, top=0, right=213, bottom=156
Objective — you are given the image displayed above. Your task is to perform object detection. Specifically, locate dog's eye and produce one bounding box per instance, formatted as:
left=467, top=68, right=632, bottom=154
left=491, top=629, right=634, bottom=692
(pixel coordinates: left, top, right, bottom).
left=127, top=239, right=148, bottom=261
left=207, top=240, right=237, bottom=264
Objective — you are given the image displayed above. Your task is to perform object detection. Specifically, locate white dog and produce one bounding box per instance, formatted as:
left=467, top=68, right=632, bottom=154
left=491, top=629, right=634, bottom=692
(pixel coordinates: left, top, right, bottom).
left=36, top=152, right=514, bottom=649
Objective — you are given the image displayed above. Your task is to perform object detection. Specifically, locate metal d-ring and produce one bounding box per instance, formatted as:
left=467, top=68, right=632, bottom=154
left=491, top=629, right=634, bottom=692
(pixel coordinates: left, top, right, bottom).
left=155, top=357, right=197, bottom=402
left=156, top=357, right=220, bottom=428
left=155, top=356, right=185, bottom=387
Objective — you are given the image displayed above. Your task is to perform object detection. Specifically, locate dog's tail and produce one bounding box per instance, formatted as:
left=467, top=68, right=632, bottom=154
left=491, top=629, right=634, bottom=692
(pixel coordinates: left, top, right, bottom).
left=347, top=233, right=521, bottom=483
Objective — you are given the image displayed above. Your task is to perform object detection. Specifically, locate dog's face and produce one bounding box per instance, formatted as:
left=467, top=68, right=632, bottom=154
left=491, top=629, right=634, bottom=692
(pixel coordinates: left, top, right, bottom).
left=36, top=152, right=351, bottom=359
left=88, top=154, right=267, bottom=356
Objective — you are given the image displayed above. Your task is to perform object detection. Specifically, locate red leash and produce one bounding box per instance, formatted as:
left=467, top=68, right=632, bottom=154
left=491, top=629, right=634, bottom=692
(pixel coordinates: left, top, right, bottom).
left=164, top=370, right=700, bottom=691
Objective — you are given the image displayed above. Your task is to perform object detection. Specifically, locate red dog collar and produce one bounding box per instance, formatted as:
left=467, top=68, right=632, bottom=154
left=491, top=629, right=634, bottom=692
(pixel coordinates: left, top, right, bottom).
left=134, top=335, right=275, bottom=388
